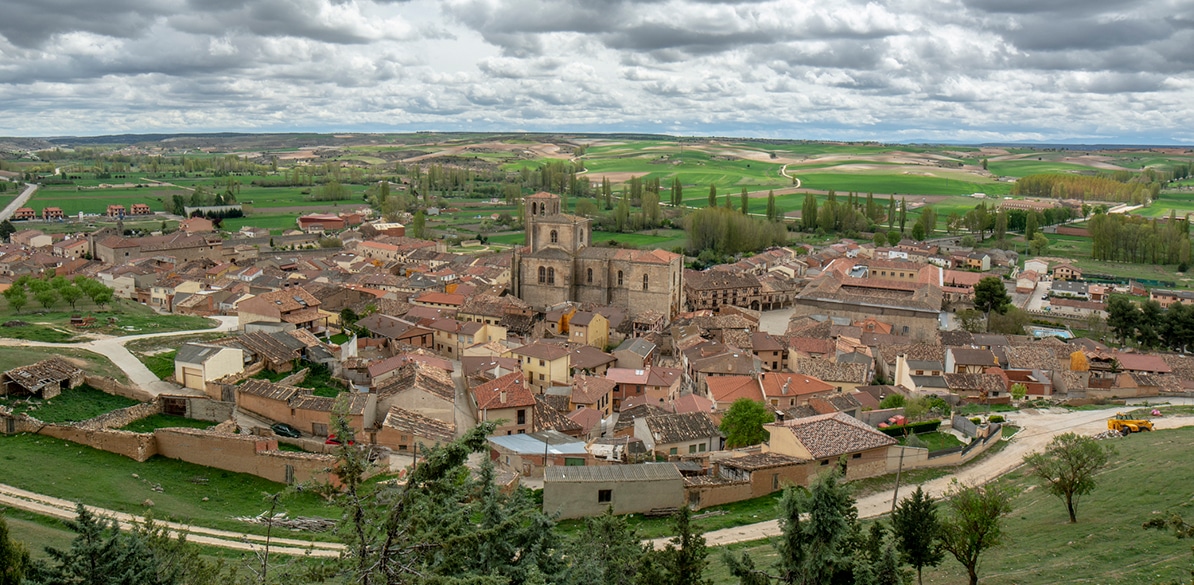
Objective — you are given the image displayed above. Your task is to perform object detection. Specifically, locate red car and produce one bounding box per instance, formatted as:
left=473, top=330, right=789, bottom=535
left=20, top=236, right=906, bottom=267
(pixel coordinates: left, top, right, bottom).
left=325, top=435, right=355, bottom=445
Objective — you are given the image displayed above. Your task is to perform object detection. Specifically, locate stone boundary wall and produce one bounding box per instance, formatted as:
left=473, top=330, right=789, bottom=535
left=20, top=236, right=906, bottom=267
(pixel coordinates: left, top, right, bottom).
left=39, top=424, right=159, bottom=461
left=686, top=480, right=752, bottom=510
left=153, top=428, right=337, bottom=485
left=85, top=375, right=154, bottom=402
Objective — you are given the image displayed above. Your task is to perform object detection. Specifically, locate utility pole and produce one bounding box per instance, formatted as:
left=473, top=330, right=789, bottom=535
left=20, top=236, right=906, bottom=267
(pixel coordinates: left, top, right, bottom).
left=891, top=430, right=908, bottom=514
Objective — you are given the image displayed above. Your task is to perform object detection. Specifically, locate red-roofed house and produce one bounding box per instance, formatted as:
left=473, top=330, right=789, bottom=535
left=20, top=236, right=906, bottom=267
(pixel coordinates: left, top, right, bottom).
left=413, top=291, right=466, bottom=310
left=1113, top=352, right=1173, bottom=375
left=759, top=372, right=836, bottom=410
left=707, top=375, right=763, bottom=411
left=12, top=208, right=34, bottom=221
left=472, top=372, right=536, bottom=435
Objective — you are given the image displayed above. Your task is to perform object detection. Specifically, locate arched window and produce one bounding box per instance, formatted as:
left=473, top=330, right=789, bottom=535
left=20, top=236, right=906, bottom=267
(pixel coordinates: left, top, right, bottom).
left=538, top=266, right=546, bottom=284
left=547, top=267, right=555, bottom=285
left=531, top=202, right=538, bottom=216
left=643, top=273, right=649, bottom=290
left=550, top=230, right=558, bottom=244
left=617, top=271, right=624, bottom=286
left=587, top=268, right=593, bottom=283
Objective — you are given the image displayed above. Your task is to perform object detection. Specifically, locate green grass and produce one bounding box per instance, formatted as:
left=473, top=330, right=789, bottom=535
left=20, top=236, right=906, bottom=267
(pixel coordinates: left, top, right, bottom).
left=139, top=350, right=176, bottom=380
left=219, top=213, right=300, bottom=232
left=0, top=433, right=339, bottom=538
left=29, top=185, right=181, bottom=215
left=329, top=333, right=350, bottom=344
left=0, top=298, right=215, bottom=340
left=2, top=508, right=79, bottom=560
left=0, top=384, right=139, bottom=423
left=985, top=160, right=1100, bottom=178
left=898, top=431, right=966, bottom=452
left=707, top=426, right=1194, bottom=584
left=0, top=347, right=128, bottom=383
left=794, top=171, right=1010, bottom=197
left=119, top=414, right=217, bottom=433
left=297, top=366, right=343, bottom=398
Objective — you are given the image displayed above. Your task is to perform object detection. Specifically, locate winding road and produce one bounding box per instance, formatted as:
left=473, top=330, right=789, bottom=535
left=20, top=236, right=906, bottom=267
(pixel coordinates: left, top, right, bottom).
left=650, top=405, right=1194, bottom=550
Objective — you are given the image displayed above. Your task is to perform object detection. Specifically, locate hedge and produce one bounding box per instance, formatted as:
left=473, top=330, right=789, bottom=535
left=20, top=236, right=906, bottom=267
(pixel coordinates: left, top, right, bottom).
left=989, top=415, right=1005, bottom=423
left=879, top=419, right=942, bottom=437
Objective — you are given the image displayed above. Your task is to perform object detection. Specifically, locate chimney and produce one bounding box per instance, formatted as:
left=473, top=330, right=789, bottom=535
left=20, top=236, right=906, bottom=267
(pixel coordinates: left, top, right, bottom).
left=782, top=378, right=790, bottom=395
left=499, top=390, right=507, bottom=404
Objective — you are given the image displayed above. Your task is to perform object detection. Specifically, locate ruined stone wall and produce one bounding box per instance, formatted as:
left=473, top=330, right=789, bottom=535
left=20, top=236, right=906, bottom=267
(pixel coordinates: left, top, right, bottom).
left=78, top=401, right=161, bottom=430
left=84, top=375, right=154, bottom=402
left=278, top=368, right=309, bottom=387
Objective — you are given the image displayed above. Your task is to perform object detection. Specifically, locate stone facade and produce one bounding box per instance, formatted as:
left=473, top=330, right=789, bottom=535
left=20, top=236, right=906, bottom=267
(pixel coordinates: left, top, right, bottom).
left=513, top=192, right=684, bottom=319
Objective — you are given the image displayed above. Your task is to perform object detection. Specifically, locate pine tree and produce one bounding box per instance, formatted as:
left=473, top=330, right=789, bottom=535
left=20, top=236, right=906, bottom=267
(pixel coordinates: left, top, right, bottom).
left=658, top=507, right=711, bottom=585
left=891, top=487, right=943, bottom=585
left=34, top=505, right=165, bottom=585
left=0, top=513, right=30, bottom=585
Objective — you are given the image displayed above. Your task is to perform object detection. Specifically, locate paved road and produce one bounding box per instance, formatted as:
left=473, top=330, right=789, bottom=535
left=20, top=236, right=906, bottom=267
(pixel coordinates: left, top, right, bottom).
left=650, top=409, right=1194, bottom=549
left=0, top=183, right=37, bottom=222
left=0, top=315, right=239, bottom=395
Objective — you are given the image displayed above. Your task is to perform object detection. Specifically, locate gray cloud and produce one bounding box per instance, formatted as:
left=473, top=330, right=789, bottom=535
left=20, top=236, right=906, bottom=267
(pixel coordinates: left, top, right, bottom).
left=0, top=0, right=1192, bottom=141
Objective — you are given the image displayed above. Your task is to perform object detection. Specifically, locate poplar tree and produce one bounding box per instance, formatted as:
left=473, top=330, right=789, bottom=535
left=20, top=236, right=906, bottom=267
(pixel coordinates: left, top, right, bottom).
left=741, top=187, right=749, bottom=215
left=766, top=191, right=777, bottom=221
left=708, top=184, right=717, bottom=207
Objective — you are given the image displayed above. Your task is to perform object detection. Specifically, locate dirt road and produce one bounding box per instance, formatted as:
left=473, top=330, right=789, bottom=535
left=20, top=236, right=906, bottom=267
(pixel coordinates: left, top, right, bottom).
left=650, top=410, right=1194, bottom=549
left=0, top=483, right=344, bottom=557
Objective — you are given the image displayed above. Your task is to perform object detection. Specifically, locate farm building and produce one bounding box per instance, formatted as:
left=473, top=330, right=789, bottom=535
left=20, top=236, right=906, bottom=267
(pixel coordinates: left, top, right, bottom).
left=1, top=358, right=85, bottom=399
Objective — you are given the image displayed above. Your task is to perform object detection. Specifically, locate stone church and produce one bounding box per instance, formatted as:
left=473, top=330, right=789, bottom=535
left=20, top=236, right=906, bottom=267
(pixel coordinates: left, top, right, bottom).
left=512, top=192, right=684, bottom=319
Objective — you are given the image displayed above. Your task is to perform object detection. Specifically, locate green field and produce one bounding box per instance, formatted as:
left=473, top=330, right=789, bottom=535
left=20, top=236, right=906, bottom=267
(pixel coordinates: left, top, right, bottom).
left=0, top=433, right=339, bottom=538
left=985, top=159, right=1101, bottom=178
left=794, top=171, right=1010, bottom=197
left=707, top=426, right=1194, bottom=584
left=0, top=298, right=215, bottom=342
left=219, top=213, right=300, bottom=232
left=0, top=384, right=139, bottom=423
left=1134, top=191, right=1194, bottom=218
left=29, top=185, right=182, bottom=215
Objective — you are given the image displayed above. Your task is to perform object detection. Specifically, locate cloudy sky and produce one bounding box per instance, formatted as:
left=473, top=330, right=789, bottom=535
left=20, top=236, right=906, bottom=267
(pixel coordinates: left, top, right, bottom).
left=2, top=0, right=1192, bottom=143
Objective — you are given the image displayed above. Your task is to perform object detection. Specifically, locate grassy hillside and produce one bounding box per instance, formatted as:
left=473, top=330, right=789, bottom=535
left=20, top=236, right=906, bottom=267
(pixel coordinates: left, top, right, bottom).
left=708, top=426, right=1194, bottom=584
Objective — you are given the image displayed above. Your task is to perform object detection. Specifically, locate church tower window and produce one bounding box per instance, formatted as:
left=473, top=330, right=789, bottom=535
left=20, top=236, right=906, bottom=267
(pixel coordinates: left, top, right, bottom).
left=617, top=271, right=623, bottom=286
left=643, top=273, right=649, bottom=291
left=550, top=230, right=558, bottom=244
left=587, top=268, right=593, bottom=283
left=547, top=267, right=555, bottom=285
left=538, top=266, right=546, bottom=284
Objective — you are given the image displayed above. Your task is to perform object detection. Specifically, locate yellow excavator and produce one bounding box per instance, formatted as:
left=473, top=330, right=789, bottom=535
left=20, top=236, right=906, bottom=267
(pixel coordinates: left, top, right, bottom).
left=1108, top=412, right=1154, bottom=435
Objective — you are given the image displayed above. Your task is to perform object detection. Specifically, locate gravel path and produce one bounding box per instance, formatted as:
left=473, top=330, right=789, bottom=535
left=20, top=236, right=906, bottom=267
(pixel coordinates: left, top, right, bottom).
left=0, top=483, right=343, bottom=557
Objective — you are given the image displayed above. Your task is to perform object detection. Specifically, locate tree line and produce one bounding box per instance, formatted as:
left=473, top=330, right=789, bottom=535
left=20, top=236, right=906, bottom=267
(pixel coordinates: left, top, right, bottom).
left=1106, top=294, right=1194, bottom=350
left=1012, top=173, right=1161, bottom=204
left=1088, top=212, right=1191, bottom=265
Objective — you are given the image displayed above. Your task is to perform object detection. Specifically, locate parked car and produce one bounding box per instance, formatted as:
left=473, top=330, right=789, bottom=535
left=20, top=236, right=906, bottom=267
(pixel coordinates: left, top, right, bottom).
left=271, top=423, right=301, bottom=438
left=325, top=434, right=355, bottom=445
